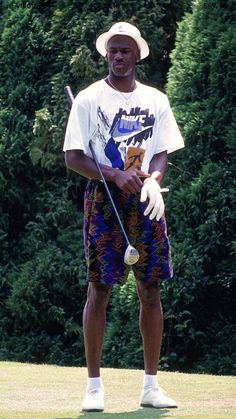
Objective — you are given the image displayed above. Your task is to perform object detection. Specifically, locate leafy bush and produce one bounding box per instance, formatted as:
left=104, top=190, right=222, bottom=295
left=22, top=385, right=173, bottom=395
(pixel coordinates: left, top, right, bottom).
left=162, top=0, right=236, bottom=374
left=103, top=273, right=142, bottom=369
left=0, top=0, right=189, bottom=365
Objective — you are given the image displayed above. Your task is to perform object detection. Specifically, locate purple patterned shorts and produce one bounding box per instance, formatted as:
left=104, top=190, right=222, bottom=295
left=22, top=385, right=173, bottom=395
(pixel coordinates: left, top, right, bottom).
left=83, top=180, right=173, bottom=285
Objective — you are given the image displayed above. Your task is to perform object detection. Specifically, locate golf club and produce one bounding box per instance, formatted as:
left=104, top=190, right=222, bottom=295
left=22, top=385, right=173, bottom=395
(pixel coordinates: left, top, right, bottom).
left=64, top=85, right=140, bottom=265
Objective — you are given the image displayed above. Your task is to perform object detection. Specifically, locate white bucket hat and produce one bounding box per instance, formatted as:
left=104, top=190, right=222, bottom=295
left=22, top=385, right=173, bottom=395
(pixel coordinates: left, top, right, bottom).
left=96, top=22, right=149, bottom=60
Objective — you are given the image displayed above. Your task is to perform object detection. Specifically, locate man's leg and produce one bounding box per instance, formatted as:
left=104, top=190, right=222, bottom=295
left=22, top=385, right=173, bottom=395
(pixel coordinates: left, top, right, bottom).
left=82, top=282, right=111, bottom=411
left=83, top=282, right=111, bottom=377
left=136, top=280, right=163, bottom=375
left=136, top=280, right=177, bottom=409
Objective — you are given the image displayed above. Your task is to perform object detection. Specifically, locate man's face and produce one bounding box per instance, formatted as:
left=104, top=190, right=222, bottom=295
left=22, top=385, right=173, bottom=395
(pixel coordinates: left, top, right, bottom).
left=106, top=35, right=140, bottom=78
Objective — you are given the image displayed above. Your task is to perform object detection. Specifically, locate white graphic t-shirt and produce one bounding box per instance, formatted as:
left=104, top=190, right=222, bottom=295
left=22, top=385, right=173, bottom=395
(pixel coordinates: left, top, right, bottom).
left=63, top=80, right=184, bottom=172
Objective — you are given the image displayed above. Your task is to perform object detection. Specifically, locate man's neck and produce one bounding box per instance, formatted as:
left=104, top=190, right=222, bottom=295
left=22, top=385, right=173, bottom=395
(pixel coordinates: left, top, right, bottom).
left=106, top=74, right=136, bottom=93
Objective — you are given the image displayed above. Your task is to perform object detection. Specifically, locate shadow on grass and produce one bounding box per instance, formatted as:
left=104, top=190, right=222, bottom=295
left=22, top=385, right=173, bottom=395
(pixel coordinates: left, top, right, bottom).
left=56, top=407, right=170, bottom=418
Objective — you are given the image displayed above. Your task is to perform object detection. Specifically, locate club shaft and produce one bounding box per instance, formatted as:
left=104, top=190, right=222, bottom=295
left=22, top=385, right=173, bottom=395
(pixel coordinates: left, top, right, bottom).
left=64, top=85, right=131, bottom=247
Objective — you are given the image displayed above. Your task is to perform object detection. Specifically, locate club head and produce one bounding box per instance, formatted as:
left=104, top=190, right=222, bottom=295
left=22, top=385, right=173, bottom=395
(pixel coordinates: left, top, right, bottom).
left=124, top=245, right=140, bottom=265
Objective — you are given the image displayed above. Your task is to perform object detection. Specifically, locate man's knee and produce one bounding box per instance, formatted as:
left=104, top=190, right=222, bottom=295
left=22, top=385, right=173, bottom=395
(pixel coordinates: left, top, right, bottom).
left=136, top=281, right=162, bottom=308
left=86, top=282, right=111, bottom=311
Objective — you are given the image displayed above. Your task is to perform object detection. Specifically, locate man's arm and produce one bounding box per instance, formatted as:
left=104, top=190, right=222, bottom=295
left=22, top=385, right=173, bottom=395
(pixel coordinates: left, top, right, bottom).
left=148, top=150, right=168, bottom=185
left=65, top=149, right=111, bottom=180
left=65, top=149, right=150, bottom=194
left=140, top=150, right=168, bottom=221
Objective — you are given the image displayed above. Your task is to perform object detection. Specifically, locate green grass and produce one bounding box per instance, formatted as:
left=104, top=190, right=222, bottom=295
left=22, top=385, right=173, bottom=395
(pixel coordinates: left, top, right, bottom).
left=0, top=362, right=235, bottom=419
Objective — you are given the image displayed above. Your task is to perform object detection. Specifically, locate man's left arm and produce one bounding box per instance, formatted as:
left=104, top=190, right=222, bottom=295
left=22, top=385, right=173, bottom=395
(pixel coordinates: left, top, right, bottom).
left=148, top=150, right=168, bottom=185
left=140, top=150, right=168, bottom=221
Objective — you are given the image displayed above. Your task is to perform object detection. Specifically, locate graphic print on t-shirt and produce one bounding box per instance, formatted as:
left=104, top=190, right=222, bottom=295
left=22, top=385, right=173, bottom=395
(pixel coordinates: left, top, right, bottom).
left=97, top=106, right=155, bottom=170
left=124, top=147, right=146, bottom=171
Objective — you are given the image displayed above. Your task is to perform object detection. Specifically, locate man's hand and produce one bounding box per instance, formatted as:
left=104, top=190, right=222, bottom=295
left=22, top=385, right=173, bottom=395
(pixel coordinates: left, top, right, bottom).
left=140, top=172, right=165, bottom=221
left=114, top=170, right=150, bottom=194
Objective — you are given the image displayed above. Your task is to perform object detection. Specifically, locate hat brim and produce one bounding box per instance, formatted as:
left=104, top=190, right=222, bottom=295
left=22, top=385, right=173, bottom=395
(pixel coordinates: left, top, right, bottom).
left=96, top=32, right=149, bottom=60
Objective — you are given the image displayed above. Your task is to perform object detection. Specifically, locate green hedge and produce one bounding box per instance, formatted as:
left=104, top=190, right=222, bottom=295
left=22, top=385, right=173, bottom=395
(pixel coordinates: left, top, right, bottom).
left=0, top=0, right=190, bottom=366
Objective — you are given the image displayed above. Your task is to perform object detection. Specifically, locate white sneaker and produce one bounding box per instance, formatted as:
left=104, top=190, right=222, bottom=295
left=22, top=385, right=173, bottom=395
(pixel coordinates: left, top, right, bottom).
left=82, top=388, right=104, bottom=412
left=140, top=386, right=177, bottom=409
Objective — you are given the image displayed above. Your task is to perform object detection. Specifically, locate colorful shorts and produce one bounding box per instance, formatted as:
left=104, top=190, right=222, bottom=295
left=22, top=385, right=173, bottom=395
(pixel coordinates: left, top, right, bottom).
left=83, top=180, right=173, bottom=285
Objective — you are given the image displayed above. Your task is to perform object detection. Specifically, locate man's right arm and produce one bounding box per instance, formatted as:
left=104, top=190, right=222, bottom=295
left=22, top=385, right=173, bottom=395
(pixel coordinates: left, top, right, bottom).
left=65, top=149, right=117, bottom=181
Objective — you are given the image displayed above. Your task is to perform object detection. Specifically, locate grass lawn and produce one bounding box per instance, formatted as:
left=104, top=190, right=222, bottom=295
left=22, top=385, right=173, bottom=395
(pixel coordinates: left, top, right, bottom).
left=0, top=362, right=235, bottom=419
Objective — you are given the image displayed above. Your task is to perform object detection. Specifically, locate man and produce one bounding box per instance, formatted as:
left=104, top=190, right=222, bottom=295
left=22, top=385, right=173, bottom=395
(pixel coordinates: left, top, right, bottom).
left=63, top=22, right=184, bottom=412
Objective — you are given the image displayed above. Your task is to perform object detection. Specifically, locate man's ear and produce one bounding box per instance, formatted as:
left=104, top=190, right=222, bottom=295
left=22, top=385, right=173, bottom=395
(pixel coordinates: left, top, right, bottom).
left=105, top=54, right=108, bottom=61
left=136, top=49, right=141, bottom=63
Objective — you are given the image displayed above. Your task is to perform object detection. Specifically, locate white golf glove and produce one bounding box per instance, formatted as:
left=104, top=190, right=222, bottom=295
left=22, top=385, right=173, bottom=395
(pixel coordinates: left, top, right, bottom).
left=140, top=173, right=165, bottom=221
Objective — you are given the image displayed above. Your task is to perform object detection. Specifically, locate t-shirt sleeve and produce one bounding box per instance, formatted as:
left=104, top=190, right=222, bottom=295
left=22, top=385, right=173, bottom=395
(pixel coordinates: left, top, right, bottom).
left=154, top=96, right=184, bottom=154
left=63, top=94, right=90, bottom=153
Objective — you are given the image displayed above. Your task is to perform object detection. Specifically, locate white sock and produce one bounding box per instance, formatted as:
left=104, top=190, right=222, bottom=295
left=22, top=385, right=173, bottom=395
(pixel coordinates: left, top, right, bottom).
left=87, top=376, right=103, bottom=391
left=143, top=374, right=157, bottom=389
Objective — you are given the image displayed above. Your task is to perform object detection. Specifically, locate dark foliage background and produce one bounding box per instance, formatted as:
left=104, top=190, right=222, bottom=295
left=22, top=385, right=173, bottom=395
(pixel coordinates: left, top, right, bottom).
left=1, top=0, right=235, bottom=375
left=163, top=0, right=236, bottom=374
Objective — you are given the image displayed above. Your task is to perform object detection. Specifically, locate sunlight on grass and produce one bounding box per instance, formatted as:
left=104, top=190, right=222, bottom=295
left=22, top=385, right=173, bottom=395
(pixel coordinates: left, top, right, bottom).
left=0, top=362, right=235, bottom=418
